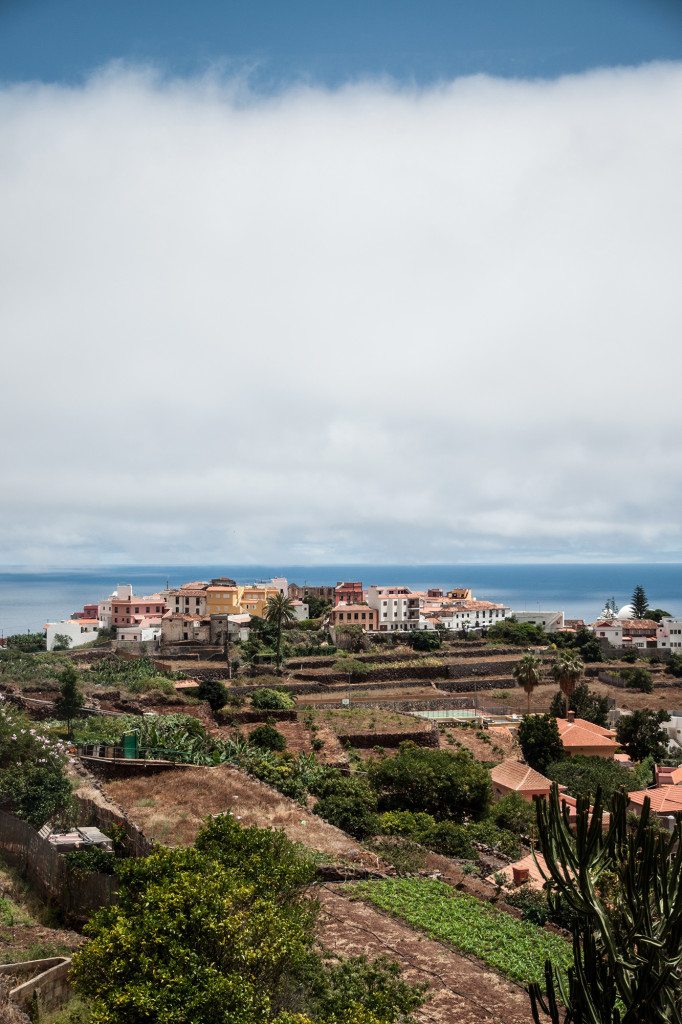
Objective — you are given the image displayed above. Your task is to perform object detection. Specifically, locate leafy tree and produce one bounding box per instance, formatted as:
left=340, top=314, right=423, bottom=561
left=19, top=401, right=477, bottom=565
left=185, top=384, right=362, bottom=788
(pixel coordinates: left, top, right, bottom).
left=249, top=723, right=287, bottom=752
left=368, top=743, right=491, bottom=821
left=6, top=632, right=46, bottom=653
left=668, top=653, right=682, bottom=678
left=549, top=681, right=609, bottom=727
left=573, top=627, right=604, bottom=663
left=620, top=666, right=653, bottom=692
left=303, top=594, right=331, bottom=619
left=550, top=651, right=583, bottom=701
left=251, top=687, right=296, bottom=711
left=529, top=786, right=682, bottom=1024
left=406, top=630, right=441, bottom=652
left=265, top=594, right=298, bottom=671
left=198, top=677, right=229, bottom=711
left=335, top=624, right=370, bottom=653
left=491, top=792, right=536, bottom=836
left=513, top=652, right=544, bottom=713
left=646, top=608, right=672, bottom=623
left=517, top=715, right=565, bottom=775
left=73, top=817, right=425, bottom=1024
left=52, top=633, right=72, bottom=651
left=487, top=618, right=546, bottom=646
left=53, top=663, right=85, bottom=734
left=630, top=584, right=649, bottom=620
left=616, top=709, right=670, bottom=763
left=546, top=755, right=638, bottom=807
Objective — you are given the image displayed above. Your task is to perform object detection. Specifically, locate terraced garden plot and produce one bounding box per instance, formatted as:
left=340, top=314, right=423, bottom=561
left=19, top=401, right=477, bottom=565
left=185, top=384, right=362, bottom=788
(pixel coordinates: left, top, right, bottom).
left=351, top=878, right=571, bottom=989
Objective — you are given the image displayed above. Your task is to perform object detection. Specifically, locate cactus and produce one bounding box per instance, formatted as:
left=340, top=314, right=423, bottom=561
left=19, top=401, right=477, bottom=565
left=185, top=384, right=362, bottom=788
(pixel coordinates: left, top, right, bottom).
left=529, top=784, right=682, bottom=1024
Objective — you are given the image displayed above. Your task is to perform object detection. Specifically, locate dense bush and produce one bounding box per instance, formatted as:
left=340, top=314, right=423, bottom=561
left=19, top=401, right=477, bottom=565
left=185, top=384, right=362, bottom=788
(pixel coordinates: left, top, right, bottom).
left=406, top=630, right=442, bottom=652
left=313, top=774, right=379, bottom=838
left=5, top=633, right=46, bottom=653
left=197, top=678, right=228, bottom=710
left=65, top=848, right=118, bottom=876
left=486, top=619, right=546, bottom=646
left=490, top=792, right=536, bottom=836
left=546, top=754, right=652, bottom=807
left=368, top=743, right=491, bottom=821
left=249, top=723, right=287, bottom=752
left=620, top=666, right=653, bottom=693
left=250, top=688, right=296, bottom=711
left=0, top=699, right=71, bottom=826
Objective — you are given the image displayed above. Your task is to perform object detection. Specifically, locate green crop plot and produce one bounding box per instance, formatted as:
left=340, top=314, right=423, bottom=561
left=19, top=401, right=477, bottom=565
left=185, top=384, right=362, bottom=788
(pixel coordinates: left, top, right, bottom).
left=352, top=878, right=571, bottom=988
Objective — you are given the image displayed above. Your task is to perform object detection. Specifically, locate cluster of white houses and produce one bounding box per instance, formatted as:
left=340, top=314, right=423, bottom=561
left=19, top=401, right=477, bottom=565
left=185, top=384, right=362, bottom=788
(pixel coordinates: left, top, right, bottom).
left=43, top=577, right=682, bottom=654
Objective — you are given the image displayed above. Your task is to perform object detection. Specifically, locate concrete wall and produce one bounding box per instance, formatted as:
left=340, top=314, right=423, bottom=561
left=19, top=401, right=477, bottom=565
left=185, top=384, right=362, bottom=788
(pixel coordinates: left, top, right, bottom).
left=0, top=957, right=72, bottom=1014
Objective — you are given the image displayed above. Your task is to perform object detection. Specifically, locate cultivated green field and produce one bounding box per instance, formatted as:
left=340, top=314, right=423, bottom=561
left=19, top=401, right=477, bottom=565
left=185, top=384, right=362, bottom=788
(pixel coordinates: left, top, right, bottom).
left=352, top=877, right=571, bottom=988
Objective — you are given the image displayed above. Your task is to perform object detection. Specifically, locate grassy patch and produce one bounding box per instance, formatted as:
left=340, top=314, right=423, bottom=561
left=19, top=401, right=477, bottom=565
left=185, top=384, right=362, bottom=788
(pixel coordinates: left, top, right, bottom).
left=351, top=878, right=571, bottom=988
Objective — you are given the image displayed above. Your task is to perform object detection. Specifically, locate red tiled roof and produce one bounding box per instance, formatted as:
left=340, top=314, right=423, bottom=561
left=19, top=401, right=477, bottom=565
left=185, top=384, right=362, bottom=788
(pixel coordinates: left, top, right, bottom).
left=491, top=759, right=551, bottom=794
left=628, top=786, right=682, bottom=814
left=557, top=718, right=617, bottom=749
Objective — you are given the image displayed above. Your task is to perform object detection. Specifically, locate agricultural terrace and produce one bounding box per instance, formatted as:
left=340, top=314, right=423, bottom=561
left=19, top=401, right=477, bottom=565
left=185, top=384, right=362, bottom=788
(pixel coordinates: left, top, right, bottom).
left=351, top=878, right=572, bottom=989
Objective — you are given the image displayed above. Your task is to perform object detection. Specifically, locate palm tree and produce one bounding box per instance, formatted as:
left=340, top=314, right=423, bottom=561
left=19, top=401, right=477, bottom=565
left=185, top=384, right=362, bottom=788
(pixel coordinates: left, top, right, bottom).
left=264, top=593, right=297, bottom=671
left=512, top=652, right=543, bottom=714
left=550, top=650, right=583, bottom=706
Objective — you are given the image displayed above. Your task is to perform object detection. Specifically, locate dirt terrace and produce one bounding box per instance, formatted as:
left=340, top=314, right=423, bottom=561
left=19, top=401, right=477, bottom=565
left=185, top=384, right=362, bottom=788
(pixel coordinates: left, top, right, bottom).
left=317, top=886, right=531, bottom=1024
left=102, top=765, right=383, bottom=870
left=472, top=680, right=682, bottom=715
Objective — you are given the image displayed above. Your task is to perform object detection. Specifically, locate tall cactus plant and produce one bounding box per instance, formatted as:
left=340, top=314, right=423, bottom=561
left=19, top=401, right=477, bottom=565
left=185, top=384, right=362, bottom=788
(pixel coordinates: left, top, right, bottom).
left=529, top=784, right=682, bottom=1024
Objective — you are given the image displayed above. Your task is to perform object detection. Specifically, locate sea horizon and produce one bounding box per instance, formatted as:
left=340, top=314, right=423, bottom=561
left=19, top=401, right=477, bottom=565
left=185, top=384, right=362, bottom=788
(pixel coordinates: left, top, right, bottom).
left=2, top=562, right=682, bottom=636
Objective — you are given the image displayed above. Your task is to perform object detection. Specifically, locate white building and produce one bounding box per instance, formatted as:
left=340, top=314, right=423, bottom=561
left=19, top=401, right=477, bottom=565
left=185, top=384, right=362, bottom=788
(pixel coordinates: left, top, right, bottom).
left=290, top=599, right=310, bottom=621
left=116, top=620, right=161, bottom=644
left=661, top=712, right=682, bottom=754
left=46, top=617, right=101, bottom=651
left=419, top=589, right=510, bottom=632
left=366, top=586, right=421, bottom=632
left=657, top=617, right=682, bottom=651
left=513, top=610, right=564, bottom=633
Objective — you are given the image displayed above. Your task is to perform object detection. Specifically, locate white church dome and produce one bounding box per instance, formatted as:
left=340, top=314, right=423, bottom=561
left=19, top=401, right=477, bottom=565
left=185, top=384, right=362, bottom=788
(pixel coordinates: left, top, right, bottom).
left=616, top=604, right=635, bottom=620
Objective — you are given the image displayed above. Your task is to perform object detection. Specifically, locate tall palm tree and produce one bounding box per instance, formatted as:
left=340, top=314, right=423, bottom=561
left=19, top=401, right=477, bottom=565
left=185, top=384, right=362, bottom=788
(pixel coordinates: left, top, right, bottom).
left=551, top=650, right=583, bottom=706
left=264, top=592, right=297, bottom=671
left=512, top=652, right=543, bottom=714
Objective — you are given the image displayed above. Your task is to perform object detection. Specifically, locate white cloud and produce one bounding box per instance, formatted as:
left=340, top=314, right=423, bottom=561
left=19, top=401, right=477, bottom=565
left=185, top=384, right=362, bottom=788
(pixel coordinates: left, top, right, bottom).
left=1, top=62, right=682, bottom=564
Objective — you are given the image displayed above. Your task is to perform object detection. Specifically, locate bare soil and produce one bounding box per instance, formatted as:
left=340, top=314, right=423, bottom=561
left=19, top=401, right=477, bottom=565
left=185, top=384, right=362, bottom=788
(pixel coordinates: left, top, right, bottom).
left=436, top=724, right=517, bottom=763
left=317, top=886, right=531, bottom=1024
left=215, top=720, right=348, bottom=766
left=306, top=708, right=434, bottom=734
left=474, top=680, right=682, bottom=715
left=102, top=765, right=385, bottom=870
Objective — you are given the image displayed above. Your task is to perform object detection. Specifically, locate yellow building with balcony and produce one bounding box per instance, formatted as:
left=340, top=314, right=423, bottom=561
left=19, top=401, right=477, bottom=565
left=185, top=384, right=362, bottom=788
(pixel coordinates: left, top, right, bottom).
left=205, top=582, right=280, bottom=618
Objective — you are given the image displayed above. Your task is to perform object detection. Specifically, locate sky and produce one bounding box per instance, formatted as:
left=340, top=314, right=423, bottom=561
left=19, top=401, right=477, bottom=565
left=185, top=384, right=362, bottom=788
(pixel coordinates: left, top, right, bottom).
left=1, top=2, right=682, bottom=566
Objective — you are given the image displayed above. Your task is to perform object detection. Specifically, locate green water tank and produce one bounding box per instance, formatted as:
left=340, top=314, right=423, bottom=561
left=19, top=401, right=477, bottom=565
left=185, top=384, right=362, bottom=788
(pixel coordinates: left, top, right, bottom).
left=122, top=732, right=138, bottom=759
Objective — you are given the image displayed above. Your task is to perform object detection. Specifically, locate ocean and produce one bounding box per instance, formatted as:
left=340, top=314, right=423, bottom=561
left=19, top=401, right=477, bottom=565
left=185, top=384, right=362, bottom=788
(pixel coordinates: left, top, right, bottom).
left=1, top=563, right=682, bottom=636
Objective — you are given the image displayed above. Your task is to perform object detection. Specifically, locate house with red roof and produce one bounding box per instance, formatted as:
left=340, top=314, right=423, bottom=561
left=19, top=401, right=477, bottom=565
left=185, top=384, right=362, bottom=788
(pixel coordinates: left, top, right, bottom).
left=556, top=712, right=618, bottom=759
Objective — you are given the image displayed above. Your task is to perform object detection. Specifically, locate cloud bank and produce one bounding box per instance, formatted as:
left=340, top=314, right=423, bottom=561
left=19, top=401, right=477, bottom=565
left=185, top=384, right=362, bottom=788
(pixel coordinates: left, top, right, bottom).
left=1, top=63, right=682, bottom=564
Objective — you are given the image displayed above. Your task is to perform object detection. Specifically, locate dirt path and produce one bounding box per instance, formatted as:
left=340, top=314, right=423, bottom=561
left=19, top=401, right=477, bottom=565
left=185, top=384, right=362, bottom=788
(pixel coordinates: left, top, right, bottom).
left=317, top=887, right=531, bottom=1024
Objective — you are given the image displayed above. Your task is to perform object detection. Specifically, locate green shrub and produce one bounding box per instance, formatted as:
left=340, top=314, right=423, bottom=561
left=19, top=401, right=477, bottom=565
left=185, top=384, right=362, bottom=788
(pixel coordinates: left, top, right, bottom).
left=197, top=678, right=228, bottom=710
left=313, top=774, right=379, bottom=838
left=518, top=715, right=565, bottom=775
left=491, top=792, right=535, bottom=835
left=368, top=742, right=491, bottom=821
left=65, top=848, right=118, bottom=876
left=249, top=723, right=286, bottom=752
left=250, top=688, right=295, bottom=711
left=620, top=666, right=653, bottom=693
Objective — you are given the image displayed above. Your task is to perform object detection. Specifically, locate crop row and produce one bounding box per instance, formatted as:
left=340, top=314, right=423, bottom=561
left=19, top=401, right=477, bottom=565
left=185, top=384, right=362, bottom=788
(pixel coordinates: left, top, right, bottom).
left=351, top=877, right=571, bottom=988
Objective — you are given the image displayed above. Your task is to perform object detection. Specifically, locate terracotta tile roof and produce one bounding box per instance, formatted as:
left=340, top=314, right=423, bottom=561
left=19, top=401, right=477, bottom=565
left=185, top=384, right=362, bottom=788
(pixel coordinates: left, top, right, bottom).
left=628, top=786, right=682, bottom=815
left=491, top=759, right=551, bottom=794
left=656, top=764, right=682, bottom=786
left=557, top=718, right=617, bottom=749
